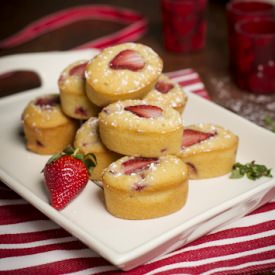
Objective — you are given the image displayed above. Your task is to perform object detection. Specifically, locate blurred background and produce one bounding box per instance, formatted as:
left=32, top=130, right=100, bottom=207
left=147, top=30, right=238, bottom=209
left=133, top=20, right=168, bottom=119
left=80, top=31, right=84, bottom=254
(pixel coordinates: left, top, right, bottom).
left=0, top=0, right=275, bottom=131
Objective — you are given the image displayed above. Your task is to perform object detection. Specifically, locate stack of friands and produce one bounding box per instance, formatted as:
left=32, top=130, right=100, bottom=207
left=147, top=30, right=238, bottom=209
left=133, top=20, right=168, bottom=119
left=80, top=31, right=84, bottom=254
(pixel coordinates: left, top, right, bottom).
left=21, top=42, right=239, bottom=219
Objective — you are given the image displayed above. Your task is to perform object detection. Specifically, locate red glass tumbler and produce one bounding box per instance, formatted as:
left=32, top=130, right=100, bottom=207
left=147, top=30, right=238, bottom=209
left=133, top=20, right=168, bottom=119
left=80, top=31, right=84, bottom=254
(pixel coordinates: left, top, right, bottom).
left=226, top=1, right=275, bottom=68
left=234, top=18, right=275, bottom=94
left=161, top=0, right=207, bottom=53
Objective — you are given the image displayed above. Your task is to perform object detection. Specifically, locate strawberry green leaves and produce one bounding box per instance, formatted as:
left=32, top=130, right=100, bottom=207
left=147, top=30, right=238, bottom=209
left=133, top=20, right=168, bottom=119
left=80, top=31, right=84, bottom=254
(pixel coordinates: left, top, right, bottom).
left=263, top=115, right=275, bottom=133
left=46, top=146, right=97, bottom=176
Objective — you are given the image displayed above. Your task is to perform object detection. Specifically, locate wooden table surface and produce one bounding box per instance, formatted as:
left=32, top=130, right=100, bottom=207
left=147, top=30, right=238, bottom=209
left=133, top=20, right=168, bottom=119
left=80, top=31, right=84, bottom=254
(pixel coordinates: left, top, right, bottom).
left=0, top=0, right=275, bottom=131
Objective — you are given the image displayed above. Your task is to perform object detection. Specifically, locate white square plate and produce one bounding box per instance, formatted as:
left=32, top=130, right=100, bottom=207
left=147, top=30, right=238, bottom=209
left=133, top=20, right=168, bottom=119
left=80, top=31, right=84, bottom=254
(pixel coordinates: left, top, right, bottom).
left=0, top=50, right=275, bottom=271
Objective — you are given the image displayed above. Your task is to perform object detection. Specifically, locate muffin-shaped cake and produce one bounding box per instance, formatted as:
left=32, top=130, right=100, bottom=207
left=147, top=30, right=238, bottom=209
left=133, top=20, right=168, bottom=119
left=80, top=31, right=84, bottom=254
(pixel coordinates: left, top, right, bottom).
left=144, top=74, right=188, bottom=113
left=98, top=99, right=183, bottom=157
left=177, top=123, right=239, bottom=179
left=74, top=117, right=120, bottom=181
left=58, top=60, right=99, bottom=119
left=22, top=94, right=78, bottom=155
left=85, top=42, right=163, bottom=107
left=103, top=155, right=189, bottom=219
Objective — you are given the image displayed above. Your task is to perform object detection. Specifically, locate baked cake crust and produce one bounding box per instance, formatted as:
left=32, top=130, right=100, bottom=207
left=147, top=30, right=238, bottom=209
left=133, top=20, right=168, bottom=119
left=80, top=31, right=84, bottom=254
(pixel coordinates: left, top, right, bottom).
left=98, top=99, right=183, bottom=157
left=177, top=123, right=239, bottom=179
left=22, top=94, right=78, bottom=155
left=85, top=43, right=163, bottom=107
left=103, top=155, right=189, bottom=219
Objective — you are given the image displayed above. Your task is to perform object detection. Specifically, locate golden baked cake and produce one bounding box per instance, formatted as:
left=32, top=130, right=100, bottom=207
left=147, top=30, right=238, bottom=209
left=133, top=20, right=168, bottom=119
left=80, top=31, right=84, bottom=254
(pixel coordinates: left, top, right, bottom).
left=177, top=123, right=239, bottom=179
left=102, top=155, right=189, bottom=219
left=22, top=94, right=78, bottom=155
left=98, top=99, right=183, bottom=157
left=74, top=117, right=120, bottom=181
left=85, top=42, right=163, bottom=107
left=58, top=60, right=99, bottom=119
left=144, top=74, right=188, bottom=113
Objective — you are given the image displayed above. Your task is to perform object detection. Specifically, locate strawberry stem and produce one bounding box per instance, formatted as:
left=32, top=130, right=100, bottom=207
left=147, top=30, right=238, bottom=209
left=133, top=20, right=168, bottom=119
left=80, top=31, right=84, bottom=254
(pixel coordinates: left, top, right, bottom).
left=85, top=153, right=97, bottom=176
left=63, top=145, right=75, bottom=155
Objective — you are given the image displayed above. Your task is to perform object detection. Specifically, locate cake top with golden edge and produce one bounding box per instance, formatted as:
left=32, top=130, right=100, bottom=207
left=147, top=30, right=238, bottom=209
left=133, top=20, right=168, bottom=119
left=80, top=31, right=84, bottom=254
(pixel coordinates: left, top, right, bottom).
left=74, top=117, right=107, bottom=154
left=85, top=42, right=163, bottom=95
left=22, top=94, right=74, bottom=128
left=144, top=74, right=188, bottom=110
left=103, top=155, right=188, bottom=193
left=99, top=99, right=183, bottom=132
left=58, top=60, right=88, bottom=95
left=180, top=123, right=239, bottom=156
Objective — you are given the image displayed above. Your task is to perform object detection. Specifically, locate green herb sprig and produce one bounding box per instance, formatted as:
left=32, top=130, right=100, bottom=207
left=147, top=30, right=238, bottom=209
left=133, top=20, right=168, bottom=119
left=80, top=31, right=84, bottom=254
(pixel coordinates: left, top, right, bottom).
left=230, top=161, right=272, bottom=180
left=263, top=115, right=275, bottom=133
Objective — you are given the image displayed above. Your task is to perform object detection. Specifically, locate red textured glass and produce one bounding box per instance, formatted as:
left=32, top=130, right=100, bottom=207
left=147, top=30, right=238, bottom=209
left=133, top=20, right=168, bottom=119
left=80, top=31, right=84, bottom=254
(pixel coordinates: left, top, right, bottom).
left=234, top=18, right=275, bottom=94
left=226, top=1, right=274, bottom=68
left=161, top=0, right=207, bottom=53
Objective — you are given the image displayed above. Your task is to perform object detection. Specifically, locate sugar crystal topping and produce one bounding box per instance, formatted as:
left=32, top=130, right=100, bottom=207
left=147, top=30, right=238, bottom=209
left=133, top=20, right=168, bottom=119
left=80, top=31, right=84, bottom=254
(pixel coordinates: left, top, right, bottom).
left=86, top=43, right=163, bottom=94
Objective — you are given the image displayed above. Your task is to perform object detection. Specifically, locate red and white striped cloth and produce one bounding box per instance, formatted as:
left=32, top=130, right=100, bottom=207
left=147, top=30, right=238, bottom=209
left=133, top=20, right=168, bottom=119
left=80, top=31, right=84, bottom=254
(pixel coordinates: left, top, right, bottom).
left=0, top=5, right=274, bottom=274
left=1, top=183, right=275, bottom=274
left=166, top=69, right=209, bottom=99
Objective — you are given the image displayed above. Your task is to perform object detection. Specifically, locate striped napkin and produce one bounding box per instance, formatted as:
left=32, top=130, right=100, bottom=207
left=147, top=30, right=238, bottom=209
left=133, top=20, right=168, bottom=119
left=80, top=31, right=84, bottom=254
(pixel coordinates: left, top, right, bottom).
left=0, top=5, right=147, bottom=50
left=0, top=5, right=274, bottom=274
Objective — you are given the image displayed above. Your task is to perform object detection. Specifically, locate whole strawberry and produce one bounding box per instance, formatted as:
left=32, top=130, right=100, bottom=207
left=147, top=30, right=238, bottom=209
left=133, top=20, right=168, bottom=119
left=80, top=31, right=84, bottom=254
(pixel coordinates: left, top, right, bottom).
left=43, top=146, right=96, bottom=210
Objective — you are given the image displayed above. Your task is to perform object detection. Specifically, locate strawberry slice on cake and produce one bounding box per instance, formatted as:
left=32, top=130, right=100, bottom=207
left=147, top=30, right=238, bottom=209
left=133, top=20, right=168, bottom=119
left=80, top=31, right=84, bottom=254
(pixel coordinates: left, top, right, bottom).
left=109, top=49, right=145, bottom=71
left=124, top=104, right=163, bottom=118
